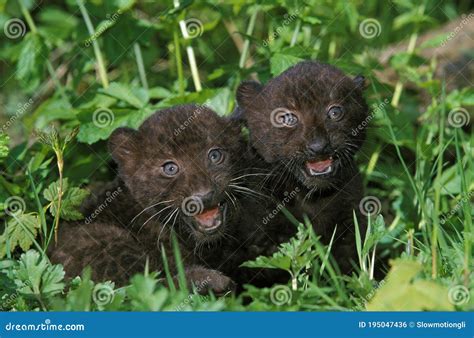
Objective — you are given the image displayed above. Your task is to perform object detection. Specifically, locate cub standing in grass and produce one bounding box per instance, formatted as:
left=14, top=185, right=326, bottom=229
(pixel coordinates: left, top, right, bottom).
left=50, top=104, right=269, bottom=292
left=235, top=61, right=369, bottom=273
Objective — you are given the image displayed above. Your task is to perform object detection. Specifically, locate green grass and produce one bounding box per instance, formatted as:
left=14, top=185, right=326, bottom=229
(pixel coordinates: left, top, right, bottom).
left=0, top=0, right=472, bottom=311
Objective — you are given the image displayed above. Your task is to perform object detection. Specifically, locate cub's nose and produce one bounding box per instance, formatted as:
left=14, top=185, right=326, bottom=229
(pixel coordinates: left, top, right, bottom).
left=196, top=189, right=215, bottom=208
left=307, top=137, right=329, bottom=155
left=181, top=189, right=216, bottom=217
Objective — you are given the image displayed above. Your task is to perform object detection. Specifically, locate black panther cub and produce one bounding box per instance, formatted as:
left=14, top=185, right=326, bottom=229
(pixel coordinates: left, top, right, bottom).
left=50, top=104, right=269, bottom=292
left=235, top=60, right=369, bottom=272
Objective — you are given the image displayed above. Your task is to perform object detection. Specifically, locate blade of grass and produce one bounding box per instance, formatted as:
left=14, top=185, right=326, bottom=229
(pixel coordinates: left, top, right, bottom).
left=26, top=166, right=48, bottom=249
left=454, top=129, right=472, bottom=287
left=239, top=7, right=258, bottom=69
left=171, top=230, right=188, bottom=292
left=431, top=83, right=446, bottom=279
left=305, top=217, right=348, bottom=303
left=391, top=3, right=425, bottom=107
left=77, top=0, right=109, bottom=88
left=173, top=30, right=185, bottom=96
left=133, top=43, right=149, bottom=91
left=319, top=225, right=337, bottom=276
left=372, top=82, right=427, bottom=226
left=174, top=0, right=202, bottom=91
left=160, top=243, right=176, bottom=292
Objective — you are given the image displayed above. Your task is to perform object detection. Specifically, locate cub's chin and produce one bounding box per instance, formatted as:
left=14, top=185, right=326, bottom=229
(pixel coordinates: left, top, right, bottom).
left=296, top=172, right=334, bottom=191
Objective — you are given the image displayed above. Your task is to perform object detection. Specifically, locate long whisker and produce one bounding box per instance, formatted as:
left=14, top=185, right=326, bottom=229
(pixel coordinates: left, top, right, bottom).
left=225, top=191, right=237, bottom=209
left=131, top=199, right=174, bottom=225
left=138, top=205, right=174, bottom=233
left=156, top=208, right=179, bottom=245
left=229, top=184, right=269, bottom=200
left=230, top=172, right=270, bottom=181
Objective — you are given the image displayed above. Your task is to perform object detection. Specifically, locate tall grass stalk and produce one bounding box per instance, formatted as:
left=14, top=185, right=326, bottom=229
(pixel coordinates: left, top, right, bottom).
left=431, top=86, right=446, bottom=278
left=77, top=0, right=109, bottom=89
left=173, top=30, right=185, bottom=96
left=239, top=8, right=258, bottom=69
left=455, top=129, right=472, bottom=286
left=391, top=3, right=425, bottom=108
left=174, top=0, right=202, bottom=92
left=133, top=43, right=149, bottom=90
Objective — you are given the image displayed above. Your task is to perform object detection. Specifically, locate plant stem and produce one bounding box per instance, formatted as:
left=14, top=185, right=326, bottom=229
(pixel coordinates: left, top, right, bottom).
left=77, top=0, right=109, bottom=88
left=27, top=168, right=48, bottom=248
left=19, top=2, right=37, bottom=33
left=174, top=0, right=202, bottom=92
left=431, top=86, right=446, bottom=279
left=290, top=19, right=301, bottom=47
left=391, top=4, right=425, bottom=108
left=239, top=8, right=258, bottom=69
left=328, top=38, right=336, bottom=60
left=186, top=46, right=202, bottom=92
left=133, top=43, right=149, bottom=90
left=173, top=30, right=185, bottom=96
left=54, top=151, right=64, bottom=244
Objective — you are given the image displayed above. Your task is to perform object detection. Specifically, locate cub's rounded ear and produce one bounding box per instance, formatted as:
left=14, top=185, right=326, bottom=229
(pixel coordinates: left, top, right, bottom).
left=236, top=80, right=263, bottom=107
left=353, top=75, right=368, bottom=90
left=108, top=127, right=138, bottom=165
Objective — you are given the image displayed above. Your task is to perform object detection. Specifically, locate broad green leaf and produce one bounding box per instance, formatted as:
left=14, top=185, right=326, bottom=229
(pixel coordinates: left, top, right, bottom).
left=76, top=107, right=152, bottom=144
left=13, top=250, right=65, bottom=297
left=241, top=254, right=292, bottom=271
left=366, top=259, right=453, bottom=311
left=127, top=274, right=168, bottom=311
left=37, top=7, right=78, bottom=45
left=100, top=82, right=149, bottom=108
left=149, top=86, right=172, bottom=99
left=63, top=270, right=93, bottom=311
left=270, top=53, right=303, bottom=76
left=0, top=213, right=40, bottom=258
left=242, top=222, right=316, bottom=276
left=206, top=87, right=231, bottom=116
left=16, top=33, right=46, bottom=92
left=26, top=97, right=76, bottom=130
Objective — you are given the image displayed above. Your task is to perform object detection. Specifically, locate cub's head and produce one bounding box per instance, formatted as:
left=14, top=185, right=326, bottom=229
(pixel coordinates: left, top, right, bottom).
left=109, top=104, right=245, bottom=244
left=236, top=61, right=368, bottom=190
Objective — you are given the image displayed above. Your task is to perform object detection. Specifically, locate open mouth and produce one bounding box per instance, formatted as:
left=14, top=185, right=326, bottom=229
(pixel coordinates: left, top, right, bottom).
left=305, top=157, right=333, bottom=176
left=193, top=202, right=226, bottom=233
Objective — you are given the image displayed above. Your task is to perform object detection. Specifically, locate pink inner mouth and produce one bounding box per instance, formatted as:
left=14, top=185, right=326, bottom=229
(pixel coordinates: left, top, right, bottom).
left=306, top=158, right=333, bottom=174
left=194, top=206, right=221, bottom=230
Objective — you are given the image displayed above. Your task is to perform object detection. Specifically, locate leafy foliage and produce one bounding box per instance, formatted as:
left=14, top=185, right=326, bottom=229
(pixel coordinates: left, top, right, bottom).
left=43, top=178, right=89, bottom=220
left=0, top=213, right=40, bottom=258
left=367, top=259, right=453, bottom=311
left=0, top=0, right=472, bottom=312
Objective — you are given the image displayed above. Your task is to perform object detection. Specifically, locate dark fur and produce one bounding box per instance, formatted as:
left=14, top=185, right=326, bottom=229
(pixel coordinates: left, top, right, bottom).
left=50, top=104, right=268, bottom=292
left=236, top=61, right=369, bottom=272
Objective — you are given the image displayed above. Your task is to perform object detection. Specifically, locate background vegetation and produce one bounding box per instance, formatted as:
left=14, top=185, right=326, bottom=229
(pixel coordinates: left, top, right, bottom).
left=0, top=0, right=472, bottom=311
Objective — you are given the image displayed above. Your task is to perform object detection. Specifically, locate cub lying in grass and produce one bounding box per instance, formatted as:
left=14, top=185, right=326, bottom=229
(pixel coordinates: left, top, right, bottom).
left=50, top=104, right=268, bottom=293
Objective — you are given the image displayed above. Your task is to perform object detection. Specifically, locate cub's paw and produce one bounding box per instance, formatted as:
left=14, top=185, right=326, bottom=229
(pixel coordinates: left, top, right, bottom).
left=185, top=266, right=236, bottom=296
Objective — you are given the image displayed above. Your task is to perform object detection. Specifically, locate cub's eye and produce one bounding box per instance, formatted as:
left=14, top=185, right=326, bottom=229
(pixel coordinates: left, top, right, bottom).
left=327, top=106, right=345, bottom=121
left=282, top=112, right=298, bottom=127
left=162, top=161, right=179, bottom=176
left=271, top=108, right=298, bottom=128
left=208, top=148, right=224, bottom=164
